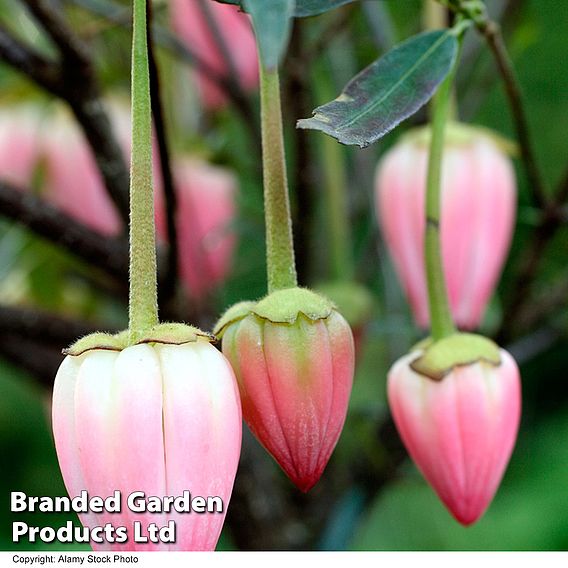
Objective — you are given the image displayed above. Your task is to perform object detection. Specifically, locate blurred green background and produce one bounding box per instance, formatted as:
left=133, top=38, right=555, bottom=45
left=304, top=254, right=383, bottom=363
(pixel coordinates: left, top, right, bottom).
left=1, top=0, right=568, bottom=551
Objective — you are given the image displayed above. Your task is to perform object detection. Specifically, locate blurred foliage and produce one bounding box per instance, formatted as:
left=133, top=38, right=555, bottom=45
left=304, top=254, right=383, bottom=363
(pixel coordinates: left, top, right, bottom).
left=0, top=0, right=568, bottom=552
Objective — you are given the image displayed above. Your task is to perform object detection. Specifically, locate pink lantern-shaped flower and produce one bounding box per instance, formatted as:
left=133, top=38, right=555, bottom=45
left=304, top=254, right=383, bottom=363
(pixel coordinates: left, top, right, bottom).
left=52, top=339, right=242, bottom=551
left=170, top=0, right=259, bottom=108
left=388, top=339, right=521, bottom=525
left=375, top=124, right=517, bottom=330
left=155, top=158, right=237, bottom=299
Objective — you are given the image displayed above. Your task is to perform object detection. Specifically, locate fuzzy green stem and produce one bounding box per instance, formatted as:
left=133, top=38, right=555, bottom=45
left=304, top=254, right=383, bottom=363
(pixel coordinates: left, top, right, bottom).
left=425, top=38, right=462, bottom=341
left=260, top=64, right=297, bottom=293
left=128, top=0, right=158, bottom=340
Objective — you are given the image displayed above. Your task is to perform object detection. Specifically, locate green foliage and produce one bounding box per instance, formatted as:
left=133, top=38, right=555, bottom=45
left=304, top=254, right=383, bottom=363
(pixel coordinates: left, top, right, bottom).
left=351, top=409, right=568, bottom=550
left=246, top=0, right=295, bottom=70
left=297, top=30, right=458, bottom=147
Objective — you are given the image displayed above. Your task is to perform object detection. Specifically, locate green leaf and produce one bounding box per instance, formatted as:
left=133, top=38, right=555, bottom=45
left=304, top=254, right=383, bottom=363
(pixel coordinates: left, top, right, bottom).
left=245, top=0, right=295, bottom=70
left=297, top=30, right=459, bottom=147
left=294, top=0, right=357, bottom=17
left=213, top=0, right=357, bottom=17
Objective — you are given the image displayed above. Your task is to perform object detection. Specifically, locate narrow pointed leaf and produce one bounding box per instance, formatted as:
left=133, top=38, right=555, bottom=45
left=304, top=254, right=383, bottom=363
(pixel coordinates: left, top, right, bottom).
left=297, top=30, right=458, bottom=147
left=245, top=0, right=295, bottom=70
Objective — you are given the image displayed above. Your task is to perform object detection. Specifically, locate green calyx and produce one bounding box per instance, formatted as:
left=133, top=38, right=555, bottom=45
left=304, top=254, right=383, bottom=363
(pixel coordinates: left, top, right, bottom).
left=315, top=281, right=375, bottom=329
left=213, top=301, right=258, bottom=339
left=401, top=122, right=518, bottom=158
left=64, top=323, right=214, bottom=356
left=409, top=332, right=502, bottom=381
left=213, top=287, right=336, bottom=338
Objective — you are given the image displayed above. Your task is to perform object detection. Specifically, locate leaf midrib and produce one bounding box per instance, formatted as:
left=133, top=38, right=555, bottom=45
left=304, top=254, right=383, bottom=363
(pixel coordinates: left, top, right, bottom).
left=330, top=31, right=454, bottom=132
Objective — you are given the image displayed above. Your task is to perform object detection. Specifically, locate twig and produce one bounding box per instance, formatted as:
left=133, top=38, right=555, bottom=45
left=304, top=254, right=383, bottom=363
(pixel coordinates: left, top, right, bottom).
left=0, top=180, right=129, bottom=280
left=147, top=2, right=179, bottom=303
left=447, top=0, right=547, bottom=208
left=477, top=20, right=546, bottom=207
left=69, top=0, right=260, bottom=148
left=22, top=0, right=90, bottom=66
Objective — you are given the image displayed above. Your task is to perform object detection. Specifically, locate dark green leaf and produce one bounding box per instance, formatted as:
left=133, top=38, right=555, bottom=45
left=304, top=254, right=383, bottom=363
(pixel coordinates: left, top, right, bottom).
left=297, top=30, right=458, bottom=147
left=245, top=0, right=295, bottom=70
left=213, top=0, right=358, bottom=17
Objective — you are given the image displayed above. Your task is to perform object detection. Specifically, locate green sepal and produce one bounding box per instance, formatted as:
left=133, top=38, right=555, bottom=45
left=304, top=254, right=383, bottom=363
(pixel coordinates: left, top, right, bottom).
left=401, top=122, right=519, bottom=158
left=63, top=331, right=130, bottom=356
left=315, top=281, right=375, bottom=329
left=409, top=332, right=502, bottom=381
left=213, top=301, right=257, bottom=339
left=214, top=288, right=337, bottom=339
left=253, top=287, right=335, bottom=324
left=134, top=323, right=214, bottom=345
left=64, top=323, right=213, bottom=356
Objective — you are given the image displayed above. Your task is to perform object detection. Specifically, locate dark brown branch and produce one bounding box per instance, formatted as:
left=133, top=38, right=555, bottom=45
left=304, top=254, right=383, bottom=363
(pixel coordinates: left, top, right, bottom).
left=70, top=0, right=260, bottom=148
left=0, top=334, right=62, bottom=388
left=478, top=20, right=546, bottom=208
left=0, top=14, right=130, bottom=222
left=0, top=24, right=61, bottom=94
left=448, top=0, right=547, bottom=208
left=0, top=180, right=129, bottom=280
left=0, top=305, right=115, bottom=347
left=22, top=0, right=91, bottom=67
left=147, top=3, right=179, bottom=303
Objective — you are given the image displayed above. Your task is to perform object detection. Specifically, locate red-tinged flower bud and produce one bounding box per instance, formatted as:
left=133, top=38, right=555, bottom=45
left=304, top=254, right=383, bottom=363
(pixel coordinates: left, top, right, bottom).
left=52, top=325, right=242, bottom=551
left=154, top=158, right=237, bottom=298
left=387, top=333, right=521, bottom=525
left=215, top=288, right=355, bottom=492
left=375, top=123, right=516, bottom=330
left=170, top=0, right=259, bottom=109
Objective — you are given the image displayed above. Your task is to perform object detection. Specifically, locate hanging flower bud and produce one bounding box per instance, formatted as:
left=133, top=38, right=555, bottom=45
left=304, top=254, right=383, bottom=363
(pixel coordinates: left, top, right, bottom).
left=52, top=325, right=242, bottom=551
left=170, top=0, right=259, bottom=109
left=215, top=288, right=354, bottom=492
left=387, top=333, right=521, bottom=525
left=0, top=105, right=43, bottom=188
left=375, top=123, right=517, bottom=329
left=154, top=158, right=237, bottom=298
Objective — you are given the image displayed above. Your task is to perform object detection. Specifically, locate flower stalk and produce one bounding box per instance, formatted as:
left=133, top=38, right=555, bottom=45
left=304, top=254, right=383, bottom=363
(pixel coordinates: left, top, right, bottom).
left=424, top=33, right=463, bottom=341
left=129, top=0, right=159, bottom=342
left=259, top=64, right=297, bottom=293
